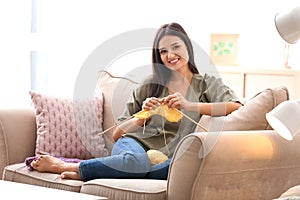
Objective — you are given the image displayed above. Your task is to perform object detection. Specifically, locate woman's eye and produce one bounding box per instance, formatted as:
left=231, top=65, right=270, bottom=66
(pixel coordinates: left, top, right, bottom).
left=172, top=45, right=180, bottom=50
left=160, top=50, right=167, bottom=55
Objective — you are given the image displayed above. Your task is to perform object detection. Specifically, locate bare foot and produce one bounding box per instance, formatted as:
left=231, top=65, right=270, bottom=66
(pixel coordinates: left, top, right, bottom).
left=31, top=155, right=79, bottom=174
left=61, top=172, right=81, bottom=180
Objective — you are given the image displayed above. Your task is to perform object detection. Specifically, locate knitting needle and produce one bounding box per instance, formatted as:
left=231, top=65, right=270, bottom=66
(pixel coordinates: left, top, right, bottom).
left=98, top=107, right=208, bottom=136
left=175, top=109, right=208, bottom=132
left=98, top=115, right=135, bottom=136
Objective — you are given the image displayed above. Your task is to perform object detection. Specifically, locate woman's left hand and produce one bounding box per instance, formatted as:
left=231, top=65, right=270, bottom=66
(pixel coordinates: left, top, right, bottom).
left=162, top=92, right=189, bottom=110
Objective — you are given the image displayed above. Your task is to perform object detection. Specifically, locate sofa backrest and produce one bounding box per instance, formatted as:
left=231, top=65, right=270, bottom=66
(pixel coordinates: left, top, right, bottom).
left=97, top=71, right=140, bottom=152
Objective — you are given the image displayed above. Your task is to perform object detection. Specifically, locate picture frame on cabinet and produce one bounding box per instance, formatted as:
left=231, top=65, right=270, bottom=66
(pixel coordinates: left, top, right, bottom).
left=210, top=33, right=239, bottom=66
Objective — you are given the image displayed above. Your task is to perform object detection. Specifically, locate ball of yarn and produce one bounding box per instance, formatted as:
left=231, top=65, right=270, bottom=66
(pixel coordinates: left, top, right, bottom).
left=147, top=149, right=168, bottom=165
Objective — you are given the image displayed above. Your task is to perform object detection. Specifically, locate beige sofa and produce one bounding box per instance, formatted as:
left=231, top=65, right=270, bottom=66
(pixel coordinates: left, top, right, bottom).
left=2, top=71, right=300, bottom=200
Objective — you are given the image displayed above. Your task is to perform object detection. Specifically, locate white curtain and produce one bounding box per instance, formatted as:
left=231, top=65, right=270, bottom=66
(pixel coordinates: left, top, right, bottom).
left=0, top=0, right=32, bottom=108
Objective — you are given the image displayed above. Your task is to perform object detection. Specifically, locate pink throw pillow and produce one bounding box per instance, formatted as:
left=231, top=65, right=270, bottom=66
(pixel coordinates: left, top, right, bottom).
left=29, top=91, right=109, bottom=159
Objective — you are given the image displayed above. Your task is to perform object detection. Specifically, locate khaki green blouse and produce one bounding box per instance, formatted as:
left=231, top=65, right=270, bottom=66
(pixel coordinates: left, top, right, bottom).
left=118, top=73, right=240, bottom=157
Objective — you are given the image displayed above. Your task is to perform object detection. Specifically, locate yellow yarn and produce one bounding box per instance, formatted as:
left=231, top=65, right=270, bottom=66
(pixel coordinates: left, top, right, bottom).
left=135, top=105, right=182, bottom=122
left=138, top=106, right=172, bottom=159
left=147, top=149, right=168, bottom=165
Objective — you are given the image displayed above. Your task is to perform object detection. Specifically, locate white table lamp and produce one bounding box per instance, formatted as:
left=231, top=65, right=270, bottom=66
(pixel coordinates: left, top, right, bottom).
left=266, top=100, right=300, bottom=140
left=275, top=6, right=300, bottom=44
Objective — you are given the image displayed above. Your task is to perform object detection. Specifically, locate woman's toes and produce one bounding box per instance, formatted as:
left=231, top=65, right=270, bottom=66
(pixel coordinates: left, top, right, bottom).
left=30, top=160, right=37, bottom=168
left=61, top=172, right=81, bottom=180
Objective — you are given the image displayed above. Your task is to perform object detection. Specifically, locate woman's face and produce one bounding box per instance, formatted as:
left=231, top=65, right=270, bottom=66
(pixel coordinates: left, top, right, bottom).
left=158, top=35, right=189, bottom=72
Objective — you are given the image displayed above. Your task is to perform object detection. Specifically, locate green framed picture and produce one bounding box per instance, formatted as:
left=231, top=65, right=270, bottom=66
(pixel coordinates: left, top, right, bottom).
left=210, top=33, right=239, bottom=66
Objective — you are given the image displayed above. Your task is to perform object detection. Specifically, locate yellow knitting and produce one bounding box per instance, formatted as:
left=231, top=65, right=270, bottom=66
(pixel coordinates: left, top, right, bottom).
left=135, top=104, right=182, bottom=122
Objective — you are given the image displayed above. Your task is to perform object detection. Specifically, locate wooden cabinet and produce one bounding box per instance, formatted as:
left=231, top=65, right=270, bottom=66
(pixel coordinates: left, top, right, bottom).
left=217, top=67, right=300, bottom=100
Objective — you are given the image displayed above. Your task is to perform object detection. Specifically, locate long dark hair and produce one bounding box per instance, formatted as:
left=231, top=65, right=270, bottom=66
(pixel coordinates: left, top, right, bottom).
left=148, top=22, right=199, bottom=97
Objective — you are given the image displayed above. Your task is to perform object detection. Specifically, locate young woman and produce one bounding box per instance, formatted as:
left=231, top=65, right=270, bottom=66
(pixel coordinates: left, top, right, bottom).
left=30, top=22, right=242, bottom=181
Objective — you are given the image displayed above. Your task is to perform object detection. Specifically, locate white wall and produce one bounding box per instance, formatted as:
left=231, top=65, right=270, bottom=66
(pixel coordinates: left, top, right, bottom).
left=0, top=0, right=300, bottom=107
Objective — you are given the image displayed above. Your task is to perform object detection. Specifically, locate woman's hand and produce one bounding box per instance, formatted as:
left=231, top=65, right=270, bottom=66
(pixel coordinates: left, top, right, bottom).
left=113, top=130, right=123, bottom=142
left=142, top=97, right=162, bottom=110
left=162, top=92, right=190, bottom=110
left=113, top=97, right=163, bottom=142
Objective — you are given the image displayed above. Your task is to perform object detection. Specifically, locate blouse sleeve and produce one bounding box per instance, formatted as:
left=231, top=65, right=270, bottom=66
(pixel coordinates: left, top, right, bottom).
left=201, top=74, right=240, bottom=103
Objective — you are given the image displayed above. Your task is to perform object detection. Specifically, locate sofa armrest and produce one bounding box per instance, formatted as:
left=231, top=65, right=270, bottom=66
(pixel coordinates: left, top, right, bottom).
left=167, top=130, right=300, bottom=200
left=0, top=108, right=36, bottom=178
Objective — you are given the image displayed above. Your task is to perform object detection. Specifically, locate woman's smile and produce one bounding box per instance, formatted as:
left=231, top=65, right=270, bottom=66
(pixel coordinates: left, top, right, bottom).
left=168, top=57, right=180, bottom=64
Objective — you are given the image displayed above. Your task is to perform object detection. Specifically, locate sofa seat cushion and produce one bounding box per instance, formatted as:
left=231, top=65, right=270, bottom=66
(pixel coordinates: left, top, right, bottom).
left=3, top=163, right=83, bottom=192
left=80, top=179, right=167, bottom=200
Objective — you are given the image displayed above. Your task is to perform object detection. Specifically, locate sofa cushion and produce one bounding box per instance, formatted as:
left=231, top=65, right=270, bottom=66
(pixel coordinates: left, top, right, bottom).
left=3, top=163, right=167, bottom=200
left=195, top=86, right=289, bottom=132
left=97, top=71, right=139, bottom=152
left=3, top=163, right=83, bottom=192
left=80, top=178, right=167, bottom=200
left=29, top=91, right=109, bottom=159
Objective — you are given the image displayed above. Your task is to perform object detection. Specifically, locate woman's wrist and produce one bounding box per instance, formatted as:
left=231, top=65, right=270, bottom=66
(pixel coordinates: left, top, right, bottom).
left=184, top=102, right=199, bottom=112
left=135, top=117, right=151, bottom=126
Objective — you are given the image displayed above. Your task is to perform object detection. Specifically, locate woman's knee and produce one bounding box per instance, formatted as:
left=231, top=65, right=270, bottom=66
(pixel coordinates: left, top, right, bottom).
left=123, top=152, right=151, bottom=173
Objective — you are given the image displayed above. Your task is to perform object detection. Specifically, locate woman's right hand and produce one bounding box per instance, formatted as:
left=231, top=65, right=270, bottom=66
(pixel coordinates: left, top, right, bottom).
left=142, top=97, right=162, bottom=110
left=113, top=97, right=162, bottom=142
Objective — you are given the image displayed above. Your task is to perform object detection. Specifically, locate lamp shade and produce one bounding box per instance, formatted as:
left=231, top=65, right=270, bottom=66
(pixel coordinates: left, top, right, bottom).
left=275, top=6, right=300, bottom=44
left=266, top=100, right=300, bottom=140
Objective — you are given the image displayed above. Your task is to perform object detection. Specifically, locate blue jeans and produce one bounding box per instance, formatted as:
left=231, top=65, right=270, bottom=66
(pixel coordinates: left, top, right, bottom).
left=79, top=137, right=171, bottom=181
